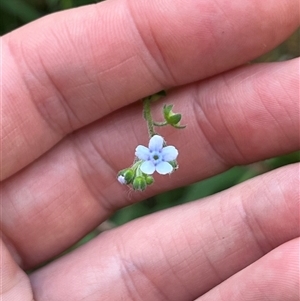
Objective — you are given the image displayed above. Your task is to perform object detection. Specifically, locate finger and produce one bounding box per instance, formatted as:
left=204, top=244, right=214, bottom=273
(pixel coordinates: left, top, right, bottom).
left=2, top=59, right=299, bottom=269
left=2, top=0, right=299, bottom=180
left=29, top=164, right=300, bottom=301
left=198, top=238, right=299, bottom=301
left=0, top=239, right=33, bottom=301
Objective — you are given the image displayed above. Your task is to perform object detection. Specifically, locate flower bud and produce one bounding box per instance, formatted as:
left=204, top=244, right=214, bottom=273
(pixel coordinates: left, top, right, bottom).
left=168, top=113, right=182, bottom=125
left=117, top=168, right=134, bottom=185
left=117, top=175, right=126, bottom=185
left=145, top=175, right=154, bottom=185
left=163, top=104, right=186, bottom=129
left=133, top=176, right=147, bottom=191
left=124, top=168, right=134, bottom=183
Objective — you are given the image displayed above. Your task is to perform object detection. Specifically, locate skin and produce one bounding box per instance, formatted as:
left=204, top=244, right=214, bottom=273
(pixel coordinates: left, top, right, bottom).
left=1, top=0, right=299, bottom=300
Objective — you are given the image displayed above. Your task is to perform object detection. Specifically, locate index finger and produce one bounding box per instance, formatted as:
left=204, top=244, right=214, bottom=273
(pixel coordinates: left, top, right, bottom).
left=2, top=0, right=299, bottom=180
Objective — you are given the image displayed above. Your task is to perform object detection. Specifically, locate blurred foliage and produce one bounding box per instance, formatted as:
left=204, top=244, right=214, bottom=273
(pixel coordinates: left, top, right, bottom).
left=0, top=0, right=104, bottom=34
left=2, top=1, right=299, bottom=233
left=254, top=29, right=299, bottom=62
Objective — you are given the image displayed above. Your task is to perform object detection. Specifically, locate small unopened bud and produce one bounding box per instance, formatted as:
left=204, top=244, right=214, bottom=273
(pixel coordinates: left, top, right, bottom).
left=124, top=169, right=134, bottom=183
left=133, top=176, right=147, bottom=191
left=163, top=104, right=186, bottom=129
left=117, top=168, right=134, bottom=185
left=117, top=175, right=126, bottom=185
left=145, top=175, right=154, bottom=185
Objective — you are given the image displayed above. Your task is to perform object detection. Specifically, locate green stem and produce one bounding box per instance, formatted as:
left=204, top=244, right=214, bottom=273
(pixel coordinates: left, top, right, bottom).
left=153, top=121, right=168, bottom=127
left=143, top=97, right=156, bottom=137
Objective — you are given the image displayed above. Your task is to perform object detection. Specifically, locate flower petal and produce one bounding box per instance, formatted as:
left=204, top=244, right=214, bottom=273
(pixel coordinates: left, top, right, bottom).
left=135, top=145, right=150, bottom=160
left=117, top=175, right=126, bottom=185
left=155, top=162, right=173, bottom=175
left=140, top=161, right=156, bottom=175
left=148, top=135, right=164, bottom=151
left=161, top=146, right=178, bottom=161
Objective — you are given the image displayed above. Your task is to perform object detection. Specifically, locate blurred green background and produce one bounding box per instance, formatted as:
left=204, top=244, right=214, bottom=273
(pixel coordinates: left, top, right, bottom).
left=2, top=0, right=299, bottom=252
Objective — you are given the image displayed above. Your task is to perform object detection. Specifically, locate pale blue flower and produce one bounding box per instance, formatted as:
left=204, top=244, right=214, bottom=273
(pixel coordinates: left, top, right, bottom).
left=135, top=135, right=178, bottom=175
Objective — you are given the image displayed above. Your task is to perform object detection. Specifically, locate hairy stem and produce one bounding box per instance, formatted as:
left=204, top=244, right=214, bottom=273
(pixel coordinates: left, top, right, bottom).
left=153, top=121, right=168, bottom=126
left=143, top=97, right=156, bottom=137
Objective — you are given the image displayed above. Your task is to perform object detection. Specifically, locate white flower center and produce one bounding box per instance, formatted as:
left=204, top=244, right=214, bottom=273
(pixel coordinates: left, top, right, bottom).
left=150, top=151, right=162, bottom=164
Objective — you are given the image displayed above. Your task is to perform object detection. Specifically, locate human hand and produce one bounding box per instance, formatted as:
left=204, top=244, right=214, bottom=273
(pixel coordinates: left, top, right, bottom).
left=2, top=0, right=299, bottom=300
